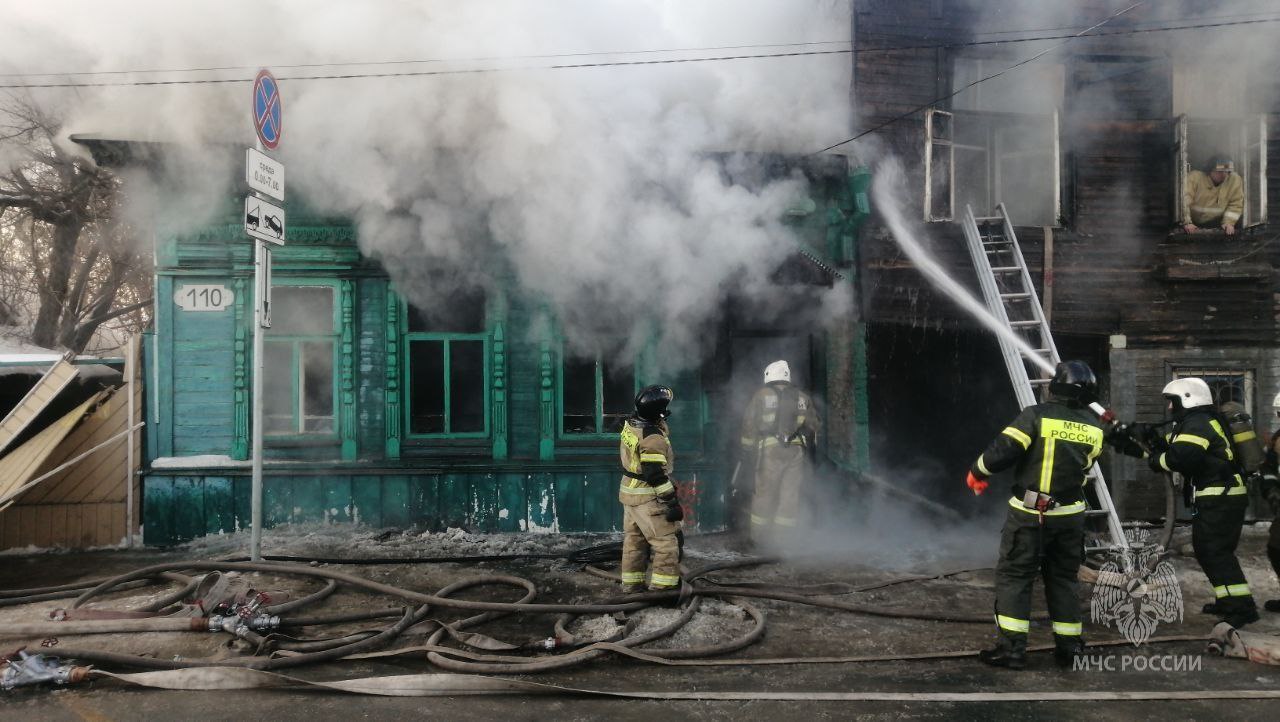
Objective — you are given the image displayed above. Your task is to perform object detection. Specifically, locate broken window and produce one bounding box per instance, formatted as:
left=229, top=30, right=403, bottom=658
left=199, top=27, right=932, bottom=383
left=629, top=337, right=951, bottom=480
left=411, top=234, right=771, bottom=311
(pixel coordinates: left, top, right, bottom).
left=1173, top=115, right=1267, bottom=228
left=405, top=293, right=489, bottom=437
left=561, top=342, right=636, bottom=435
left=264, top=285, right=337, bottom=436
left=926, top=58, right=1062, bottom=225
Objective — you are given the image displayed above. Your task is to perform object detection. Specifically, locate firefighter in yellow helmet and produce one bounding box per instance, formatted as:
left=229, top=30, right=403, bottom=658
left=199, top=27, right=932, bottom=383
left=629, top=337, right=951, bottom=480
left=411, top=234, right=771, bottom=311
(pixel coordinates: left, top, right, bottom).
left=739, top=360, right=821, bottom=547
left=1182, top=155, right=1245, bottom=235
left=618, top=385, right=683, bottom=593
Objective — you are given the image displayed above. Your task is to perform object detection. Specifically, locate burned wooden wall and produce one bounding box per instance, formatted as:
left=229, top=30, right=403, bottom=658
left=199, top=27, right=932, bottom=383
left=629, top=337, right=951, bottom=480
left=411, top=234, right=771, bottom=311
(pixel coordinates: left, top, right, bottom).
left=853, top=0, right=1280, bottom=348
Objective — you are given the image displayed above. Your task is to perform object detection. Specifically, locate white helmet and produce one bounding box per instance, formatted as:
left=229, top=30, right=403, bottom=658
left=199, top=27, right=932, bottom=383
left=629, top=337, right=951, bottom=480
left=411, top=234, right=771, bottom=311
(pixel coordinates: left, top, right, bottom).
left=763, top=360, right=791, bottom=384
left=1273, top=391, right=1280, bottom=414
left=1162, top=377, right=1213, bottom=410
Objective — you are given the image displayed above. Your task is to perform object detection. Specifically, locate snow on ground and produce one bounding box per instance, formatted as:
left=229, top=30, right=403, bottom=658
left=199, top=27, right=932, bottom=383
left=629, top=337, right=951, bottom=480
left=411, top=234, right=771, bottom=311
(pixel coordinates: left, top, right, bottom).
left=178, top=522, right=620, bottom=560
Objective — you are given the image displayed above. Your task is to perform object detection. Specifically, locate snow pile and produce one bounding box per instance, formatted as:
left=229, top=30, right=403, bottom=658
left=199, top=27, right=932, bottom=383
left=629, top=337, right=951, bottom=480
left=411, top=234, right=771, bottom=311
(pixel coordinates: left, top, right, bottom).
left=629, top=598, right=753, bottom=649
left=179, top=521, right=618, bottom=560
left=565, top=614, right=624, bottom=644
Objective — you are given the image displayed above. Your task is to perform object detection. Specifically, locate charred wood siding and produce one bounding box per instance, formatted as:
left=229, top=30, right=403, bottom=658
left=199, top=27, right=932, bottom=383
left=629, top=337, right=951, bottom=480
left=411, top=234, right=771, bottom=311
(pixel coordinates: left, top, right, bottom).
left=853, top=1, right=1280, bottom=347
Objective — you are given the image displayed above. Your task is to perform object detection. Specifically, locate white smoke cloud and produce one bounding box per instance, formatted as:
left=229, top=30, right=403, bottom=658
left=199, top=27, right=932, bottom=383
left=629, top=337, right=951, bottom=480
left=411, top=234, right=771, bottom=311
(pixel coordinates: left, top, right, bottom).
left=0, top=0, right=855, bottom=370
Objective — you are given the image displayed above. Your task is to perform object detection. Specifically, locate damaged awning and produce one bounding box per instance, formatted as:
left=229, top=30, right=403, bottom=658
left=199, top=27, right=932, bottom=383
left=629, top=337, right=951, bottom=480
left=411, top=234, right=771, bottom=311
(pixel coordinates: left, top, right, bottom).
left=0, top=351, right=79, bottom=457
left=0, top=392, right=104, bottom=511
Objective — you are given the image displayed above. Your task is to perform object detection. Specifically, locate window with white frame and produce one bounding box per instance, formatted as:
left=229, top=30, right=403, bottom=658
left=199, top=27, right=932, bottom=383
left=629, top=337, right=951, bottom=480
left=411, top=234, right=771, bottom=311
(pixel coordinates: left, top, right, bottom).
left=263, top=285, right=337, bottom=436
left=1173, top=115, right=1267, bottom=229
left=925, top=59, right=1062, bottom=226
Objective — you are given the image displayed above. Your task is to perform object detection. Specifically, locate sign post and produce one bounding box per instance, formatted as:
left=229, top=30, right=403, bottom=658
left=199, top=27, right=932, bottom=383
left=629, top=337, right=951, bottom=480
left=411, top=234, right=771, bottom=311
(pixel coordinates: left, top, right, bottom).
left=249, top=69, right=284, bottom=563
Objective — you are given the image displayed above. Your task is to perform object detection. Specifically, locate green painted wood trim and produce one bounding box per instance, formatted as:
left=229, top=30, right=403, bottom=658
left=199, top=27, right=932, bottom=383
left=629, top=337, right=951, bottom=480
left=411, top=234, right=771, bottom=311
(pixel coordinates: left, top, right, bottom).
left=178, top=223, right=358, bottom=245
left=340, top=280, right=358, bottom=460
left=538, top=336, right=555, bottom=461
left=156, top=275, right=175, bottom=458
left=491, top=321, right=509, bottom=459
left=231, top=276, right=250, bottom=460
left=384, top=284, right=402, bottom=459
left=851, top=319, right=870, bottom=472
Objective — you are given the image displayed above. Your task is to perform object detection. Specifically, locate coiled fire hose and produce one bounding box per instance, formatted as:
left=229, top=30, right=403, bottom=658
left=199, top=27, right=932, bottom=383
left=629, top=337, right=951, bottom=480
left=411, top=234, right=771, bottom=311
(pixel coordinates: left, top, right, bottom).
left=0, top=550, right=1040, bottom=677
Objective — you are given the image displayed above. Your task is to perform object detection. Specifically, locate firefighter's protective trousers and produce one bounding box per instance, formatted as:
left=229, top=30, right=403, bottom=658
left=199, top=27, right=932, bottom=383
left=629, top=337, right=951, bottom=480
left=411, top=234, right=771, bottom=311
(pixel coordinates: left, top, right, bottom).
left=994, top=506, right=1085, bottom=647
left=1194, top=496, right=1252, bottom=612
left=751, top=443, right=806, bottom=534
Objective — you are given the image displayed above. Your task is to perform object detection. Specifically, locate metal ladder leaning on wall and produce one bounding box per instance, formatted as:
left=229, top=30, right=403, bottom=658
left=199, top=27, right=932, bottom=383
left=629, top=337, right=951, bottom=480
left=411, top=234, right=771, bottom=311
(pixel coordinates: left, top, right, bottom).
left=960, top=204, right=1129, bottom=556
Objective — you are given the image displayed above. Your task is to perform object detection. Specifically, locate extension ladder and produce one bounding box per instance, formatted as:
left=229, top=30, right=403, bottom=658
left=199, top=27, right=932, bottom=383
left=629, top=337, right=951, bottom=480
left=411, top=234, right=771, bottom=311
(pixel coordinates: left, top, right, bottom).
left=960, top=204, right=1129, bottom=555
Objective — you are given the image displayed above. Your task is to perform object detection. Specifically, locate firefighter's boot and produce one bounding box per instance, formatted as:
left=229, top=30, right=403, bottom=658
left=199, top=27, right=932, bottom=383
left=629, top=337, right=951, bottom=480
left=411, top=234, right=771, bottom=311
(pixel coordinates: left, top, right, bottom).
left=978, top=637, right=1027, bottom=670
left=1054, top=637, right=1085, bottom=669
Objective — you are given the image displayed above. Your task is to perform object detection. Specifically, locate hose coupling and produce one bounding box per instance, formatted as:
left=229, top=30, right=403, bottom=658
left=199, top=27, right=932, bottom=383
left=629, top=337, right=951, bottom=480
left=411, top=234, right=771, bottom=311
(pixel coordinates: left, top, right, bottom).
left=1, top=652, right=91, bottom=690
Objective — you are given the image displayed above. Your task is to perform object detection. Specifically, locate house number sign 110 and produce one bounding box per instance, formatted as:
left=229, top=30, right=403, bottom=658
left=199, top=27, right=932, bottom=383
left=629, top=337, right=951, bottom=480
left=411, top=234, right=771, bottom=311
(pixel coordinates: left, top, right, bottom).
left=174, top=284, right=234, bottom=312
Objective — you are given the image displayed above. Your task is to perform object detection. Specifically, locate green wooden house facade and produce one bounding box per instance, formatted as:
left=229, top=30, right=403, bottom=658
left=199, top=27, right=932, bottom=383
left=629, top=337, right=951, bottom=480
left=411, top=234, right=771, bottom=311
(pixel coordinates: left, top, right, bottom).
left=78, top=140, right=871, bottom=545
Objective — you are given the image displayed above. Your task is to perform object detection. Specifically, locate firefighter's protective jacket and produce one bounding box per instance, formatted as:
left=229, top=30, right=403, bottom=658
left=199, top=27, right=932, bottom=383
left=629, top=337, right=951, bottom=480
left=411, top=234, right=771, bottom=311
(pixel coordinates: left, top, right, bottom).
left=1153, top=409, right=1246, bottom=499
left=739, top=382, right=821, bottom=453
left=618, top=417, right=675, bottom=506
left=1183, top=169, right=1245, bottom=227
left=971, top=401, right=1103, bottom=515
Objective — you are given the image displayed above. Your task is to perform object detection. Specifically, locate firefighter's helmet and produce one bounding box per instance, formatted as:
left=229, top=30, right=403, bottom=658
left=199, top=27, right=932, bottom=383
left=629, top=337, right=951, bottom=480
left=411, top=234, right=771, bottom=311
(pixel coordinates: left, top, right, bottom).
left=763, top=360, right=791, bottom=385
left=634, top=385, right=674, bottom=422
left=1162, top=377, right=1213, bottom=419
left=1048, top=360, right=1097, bottom=404
left=1273, top=390, right=1280, bottom=413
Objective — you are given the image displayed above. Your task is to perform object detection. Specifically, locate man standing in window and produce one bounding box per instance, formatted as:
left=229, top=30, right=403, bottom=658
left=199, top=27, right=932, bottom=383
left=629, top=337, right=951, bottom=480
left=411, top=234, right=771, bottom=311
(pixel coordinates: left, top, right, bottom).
left=1182, top=155, right=1244, bottom=235
left=618, top=385, right=683, bottom=593
left=739, top=360, right=821, bottom=549
left=966, top=361, right=1102, bottom=670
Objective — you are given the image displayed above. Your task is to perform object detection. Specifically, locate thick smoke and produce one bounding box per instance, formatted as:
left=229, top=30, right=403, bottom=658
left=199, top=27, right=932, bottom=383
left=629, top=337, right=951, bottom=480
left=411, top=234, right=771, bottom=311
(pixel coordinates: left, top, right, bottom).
left=0, top=0, right=855, bottom=371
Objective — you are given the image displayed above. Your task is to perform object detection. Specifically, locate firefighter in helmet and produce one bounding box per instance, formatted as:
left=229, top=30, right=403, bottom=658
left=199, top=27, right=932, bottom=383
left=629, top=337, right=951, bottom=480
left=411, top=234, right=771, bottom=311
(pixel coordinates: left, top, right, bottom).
left=739, top=360, right=821, bottom=547
left=1125, top=378, right=1259, bottom=627
left=1262, top=391, right=1280, bottom=613
left=966, top=361, right=1103, bottom=669
left=618, top=384, right=683, bottom=593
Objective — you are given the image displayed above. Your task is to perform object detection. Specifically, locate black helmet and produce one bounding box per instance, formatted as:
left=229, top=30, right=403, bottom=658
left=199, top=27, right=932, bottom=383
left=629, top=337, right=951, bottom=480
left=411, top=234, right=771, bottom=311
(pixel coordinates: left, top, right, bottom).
left=634, top=385, right=674, bottom=422
left=1048, top=361, right=1097, bottom=405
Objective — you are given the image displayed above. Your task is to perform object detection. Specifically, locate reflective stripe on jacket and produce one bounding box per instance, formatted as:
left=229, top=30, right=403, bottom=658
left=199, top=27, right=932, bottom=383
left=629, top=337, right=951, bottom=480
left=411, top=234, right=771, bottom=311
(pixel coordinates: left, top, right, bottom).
left=972, top=401, right=1103, bottom=511
left=619, top=418, right=675, bottom=503
left=1154, top=409, right=1245, bottom=495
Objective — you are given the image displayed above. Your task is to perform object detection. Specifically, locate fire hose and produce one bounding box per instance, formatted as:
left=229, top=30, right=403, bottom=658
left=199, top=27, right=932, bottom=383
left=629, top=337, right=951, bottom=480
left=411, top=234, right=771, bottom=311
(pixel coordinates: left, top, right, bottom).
left=0, top=555, right=1007, bottom=676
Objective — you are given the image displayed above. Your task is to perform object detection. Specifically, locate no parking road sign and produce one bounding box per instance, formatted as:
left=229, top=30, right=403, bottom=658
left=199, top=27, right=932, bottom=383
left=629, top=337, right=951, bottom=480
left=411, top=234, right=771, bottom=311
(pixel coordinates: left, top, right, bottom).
left=252, top=69, right=282, bottom=150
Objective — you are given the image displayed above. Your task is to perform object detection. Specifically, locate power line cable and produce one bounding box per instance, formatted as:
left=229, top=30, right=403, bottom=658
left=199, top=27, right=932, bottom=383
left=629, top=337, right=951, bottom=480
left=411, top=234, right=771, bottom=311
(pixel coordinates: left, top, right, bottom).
left=811, top=1, right=1149, bottom=155
left=3, top=8, right=1275, bottom=92
left=3, top=9, right=1275, bottom=80
left=3, top=14, right=1277, bottom=84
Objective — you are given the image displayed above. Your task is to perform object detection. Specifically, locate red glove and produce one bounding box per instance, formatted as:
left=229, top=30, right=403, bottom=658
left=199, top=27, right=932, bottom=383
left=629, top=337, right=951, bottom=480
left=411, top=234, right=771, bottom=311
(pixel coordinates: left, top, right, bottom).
left=966, top=471, right=989, bottom=496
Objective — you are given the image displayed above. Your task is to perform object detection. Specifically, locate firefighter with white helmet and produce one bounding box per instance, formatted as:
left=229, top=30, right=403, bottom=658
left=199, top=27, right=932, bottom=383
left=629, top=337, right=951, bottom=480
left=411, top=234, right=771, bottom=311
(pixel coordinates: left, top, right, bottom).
left=1260, top=391, right=1280, bottom=613
left=739, top=360, right=821, bottom=547
left=1148, top=377, right=1258, bottom=626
